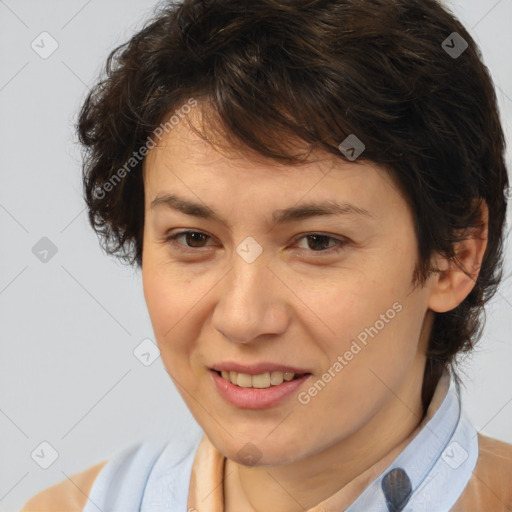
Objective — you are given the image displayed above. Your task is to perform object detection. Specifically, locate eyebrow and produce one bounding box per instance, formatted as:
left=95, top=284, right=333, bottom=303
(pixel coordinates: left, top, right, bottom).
left=150, top=193, right=373, bottom=228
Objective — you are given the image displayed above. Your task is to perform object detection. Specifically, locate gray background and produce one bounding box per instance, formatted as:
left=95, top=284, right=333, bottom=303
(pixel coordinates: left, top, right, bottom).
left=1, top=0, right=511, bottom=510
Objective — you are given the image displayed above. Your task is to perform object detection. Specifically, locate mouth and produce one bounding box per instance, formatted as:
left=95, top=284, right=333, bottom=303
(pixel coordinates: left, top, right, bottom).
left=214, top=369, right=310, bottom=389
left=210, top=369, right=312, bottom=409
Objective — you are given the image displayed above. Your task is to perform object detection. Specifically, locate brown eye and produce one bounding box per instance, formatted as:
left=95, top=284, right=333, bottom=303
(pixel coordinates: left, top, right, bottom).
left=303, top=234, right=336, bottom=251
left=294, top=233, right=348, bottom=255
left=165, top=230, right=213, bottom=249
left=182, top=232, right=209, bottom=247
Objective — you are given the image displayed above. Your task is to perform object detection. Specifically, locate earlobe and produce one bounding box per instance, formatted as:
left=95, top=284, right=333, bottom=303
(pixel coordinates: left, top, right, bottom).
left=428, top=200, right=489, bottom=313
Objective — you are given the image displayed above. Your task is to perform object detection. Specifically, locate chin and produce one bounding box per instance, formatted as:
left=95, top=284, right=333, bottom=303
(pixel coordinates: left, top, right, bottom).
left=214, top=431, right=310, bottom=467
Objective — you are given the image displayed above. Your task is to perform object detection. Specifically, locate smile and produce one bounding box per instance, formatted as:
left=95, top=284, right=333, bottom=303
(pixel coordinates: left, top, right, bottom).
left=210, top=370, right=312, bottom=409
left=218, top=370, right=306, bottom=389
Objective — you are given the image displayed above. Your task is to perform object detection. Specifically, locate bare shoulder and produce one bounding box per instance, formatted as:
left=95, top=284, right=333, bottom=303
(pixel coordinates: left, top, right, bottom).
left=19, top=459, right=108, bottom=512
left=478, top=433, right=512, bottom=462
left=451, top=434, right=512, bottom=511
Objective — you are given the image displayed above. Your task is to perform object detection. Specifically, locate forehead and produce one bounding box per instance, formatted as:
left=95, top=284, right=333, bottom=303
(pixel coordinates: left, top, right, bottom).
left=142, top=107, right=406, bottom=216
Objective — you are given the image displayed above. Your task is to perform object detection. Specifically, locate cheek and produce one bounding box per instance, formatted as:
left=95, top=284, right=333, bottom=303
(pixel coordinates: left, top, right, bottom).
left=297, top=308, right=423, bottom=439
left=289, top=266, right=406, bottom=349
left=142, top=253, right=203, bottom=330
left=143, top=270, right=177, bottom=336
left=294, top=265, right=425, bottom=397
left=322, top=297, right=427, bottom=420
left=141, top=263, right=202, bottom=369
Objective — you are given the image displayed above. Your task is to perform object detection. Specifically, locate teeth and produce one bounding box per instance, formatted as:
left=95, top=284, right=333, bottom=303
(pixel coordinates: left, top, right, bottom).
left=237, top=373, right=253, bottom=388
left=219, top=370, right=302, bottom=389
left=270, top=371, right=284, bottom=385
left=252, top=373, right=270, bottom=388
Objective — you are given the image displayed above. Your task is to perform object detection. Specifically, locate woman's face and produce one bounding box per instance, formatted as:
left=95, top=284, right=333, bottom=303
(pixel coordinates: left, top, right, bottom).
left=141, top=113, right=437, bottom=466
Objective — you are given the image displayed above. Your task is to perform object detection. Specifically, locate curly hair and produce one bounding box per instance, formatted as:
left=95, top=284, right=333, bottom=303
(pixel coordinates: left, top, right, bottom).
left=77, top=0, right=509, bottom=410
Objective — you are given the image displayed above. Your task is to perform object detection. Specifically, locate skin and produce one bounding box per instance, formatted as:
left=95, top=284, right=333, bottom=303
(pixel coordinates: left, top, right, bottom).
left=141, top=107, right=488, bottom=512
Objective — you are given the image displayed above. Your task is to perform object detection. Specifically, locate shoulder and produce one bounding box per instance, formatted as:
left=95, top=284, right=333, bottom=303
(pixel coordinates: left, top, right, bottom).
left=19, top=432, right=204, bottom=512
left=478, top=432, right=512, bottom=461
left=19, top=459, right=108, bottom=512
left=18, top=437, right=166, bottom=512
left=451, top=433, right=512, bottom=511
left=475, top=433, right=512, bottom=486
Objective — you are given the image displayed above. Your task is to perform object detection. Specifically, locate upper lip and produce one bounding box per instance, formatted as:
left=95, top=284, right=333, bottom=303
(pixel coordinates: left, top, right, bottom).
left=210, top=361, right=311, bottom=375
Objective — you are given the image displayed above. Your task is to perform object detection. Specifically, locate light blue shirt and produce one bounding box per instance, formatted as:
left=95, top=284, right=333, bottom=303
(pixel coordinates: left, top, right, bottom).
left=82, top=370, right=478, bottom=511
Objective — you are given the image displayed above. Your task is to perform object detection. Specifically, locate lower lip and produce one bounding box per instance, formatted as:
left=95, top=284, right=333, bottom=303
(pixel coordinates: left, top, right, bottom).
left=210, top=370, right=311, bottom=409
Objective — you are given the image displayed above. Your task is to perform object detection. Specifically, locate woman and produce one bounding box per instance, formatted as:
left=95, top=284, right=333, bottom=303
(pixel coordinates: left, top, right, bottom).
left=21, top=0, right=512, bottom=510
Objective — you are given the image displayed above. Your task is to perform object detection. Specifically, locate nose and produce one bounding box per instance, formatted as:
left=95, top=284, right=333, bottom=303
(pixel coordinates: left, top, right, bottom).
left=211, top=253, right=291, bottom=344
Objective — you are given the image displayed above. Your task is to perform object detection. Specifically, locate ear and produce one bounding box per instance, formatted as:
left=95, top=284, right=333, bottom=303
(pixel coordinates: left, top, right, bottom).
left=428, top=199, right=489, bottom=313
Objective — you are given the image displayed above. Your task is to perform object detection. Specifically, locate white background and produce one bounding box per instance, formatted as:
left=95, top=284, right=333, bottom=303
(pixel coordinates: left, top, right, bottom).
left=0, top=0, right=511, bottom=509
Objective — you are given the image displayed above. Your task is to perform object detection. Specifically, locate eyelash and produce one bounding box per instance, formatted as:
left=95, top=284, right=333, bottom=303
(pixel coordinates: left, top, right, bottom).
left=163, top=230, right=348, bottom=257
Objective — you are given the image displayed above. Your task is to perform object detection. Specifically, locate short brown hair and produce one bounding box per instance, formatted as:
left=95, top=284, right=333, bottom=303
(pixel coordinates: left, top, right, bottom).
left=77, top=0, right=509, bottom=410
